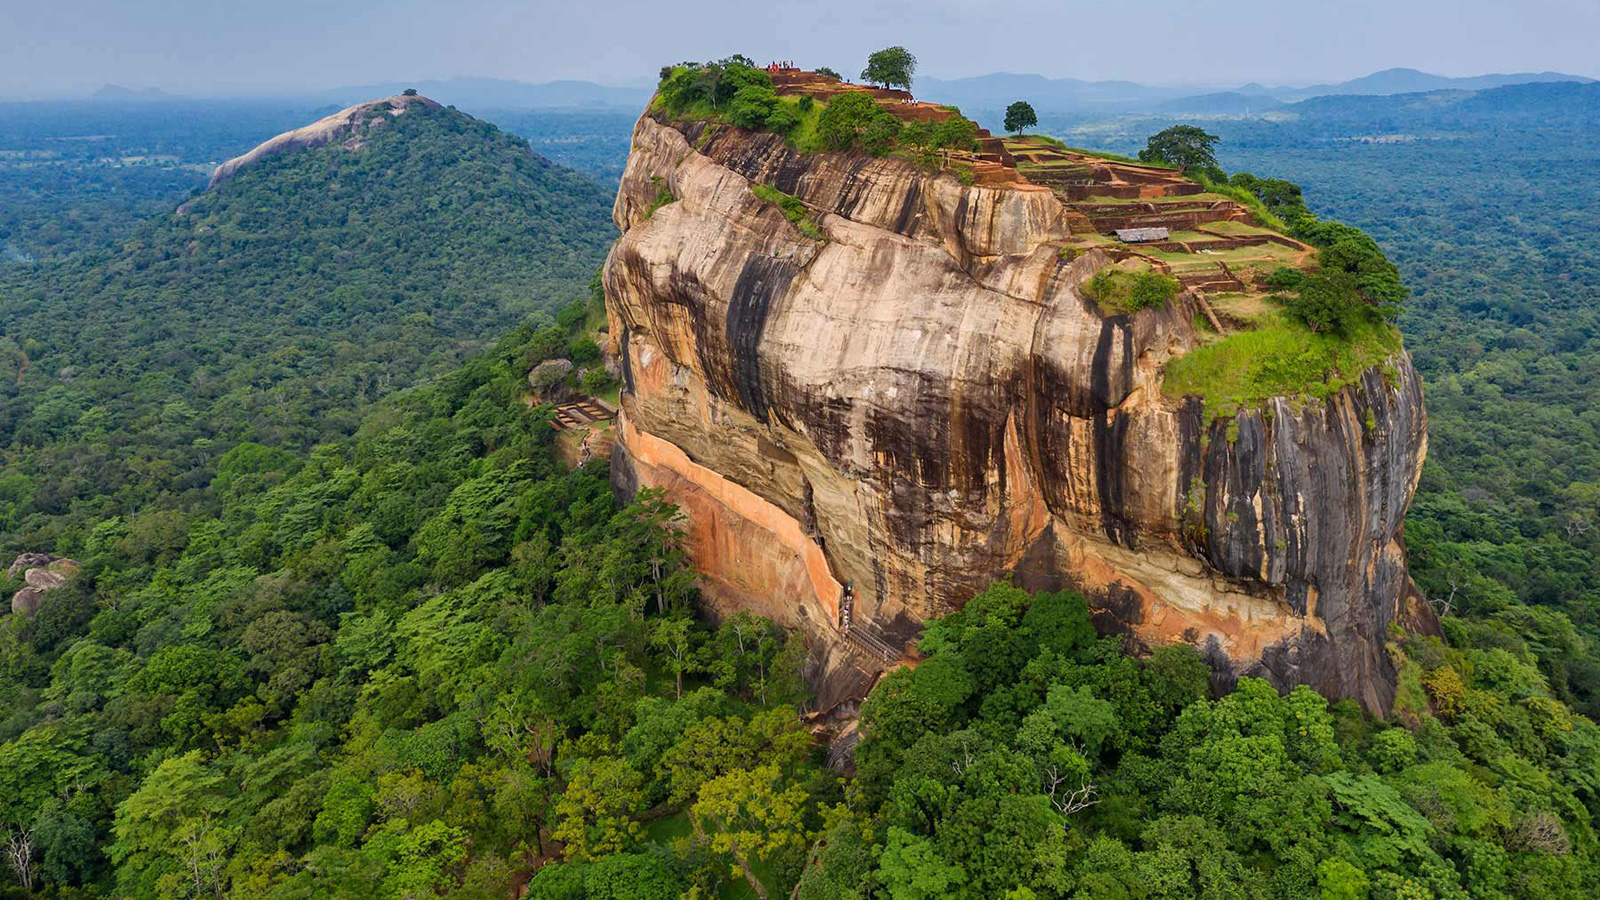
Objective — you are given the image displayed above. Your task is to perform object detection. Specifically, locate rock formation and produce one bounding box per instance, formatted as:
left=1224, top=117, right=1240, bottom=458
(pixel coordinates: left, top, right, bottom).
left=603, top=110, right=1437, bottom=716
left=8, top=553, right=80, bottom=617
left=203, top=93, right=442, bottom=190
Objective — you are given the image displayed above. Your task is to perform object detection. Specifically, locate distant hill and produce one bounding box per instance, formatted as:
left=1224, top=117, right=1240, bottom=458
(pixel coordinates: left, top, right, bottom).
left=1273, top=79, right=1600, bottom=127
left=89, top=83, right=178, bottom=102
left=1458, top=79, right=1600, bottom=119
left=316, top=77, right=653, bottom=110
left=1265, top=67, right=1595, bottom=102
left=0, top=97, right=615, bottom=544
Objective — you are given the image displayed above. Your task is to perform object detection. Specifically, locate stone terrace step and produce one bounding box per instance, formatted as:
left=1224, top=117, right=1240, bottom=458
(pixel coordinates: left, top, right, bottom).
left=1086, top=206, right=1252, bottom=232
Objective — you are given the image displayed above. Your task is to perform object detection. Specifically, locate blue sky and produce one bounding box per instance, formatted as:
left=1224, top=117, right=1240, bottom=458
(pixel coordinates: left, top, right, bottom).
left=5, top=0, right=1599, bottom=98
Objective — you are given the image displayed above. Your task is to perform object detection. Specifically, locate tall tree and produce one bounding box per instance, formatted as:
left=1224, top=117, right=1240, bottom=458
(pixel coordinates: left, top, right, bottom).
left=1004, top=100, right=1038, bottom=134
left=861, top=47, right=917, bottom=92
left=691, top=764, right=811, bottom=900
left=1138, top=124, right=1221, bottom=171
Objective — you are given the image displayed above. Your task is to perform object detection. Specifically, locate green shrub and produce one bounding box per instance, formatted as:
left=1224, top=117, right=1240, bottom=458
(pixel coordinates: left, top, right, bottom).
left=644, top=179, right=674, bottom=219
left=727, top=84, right=780, bottom=129
left=752, top=184, right=825, bottom=241
left=1263, top=266, right=1305, bottom=290
left=1083, top=268, right=1179, bottom=315
left=860, top=114, right=904, bottom=156
left=569, top=336, right=601, bottom=364
left=1282, top=270, right=1375, bottom=336
left=815, top=92, right=900, bottom=155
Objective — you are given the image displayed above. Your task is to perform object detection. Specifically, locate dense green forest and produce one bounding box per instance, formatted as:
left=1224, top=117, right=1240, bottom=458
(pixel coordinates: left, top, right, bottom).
left=4, top=286, right=1595, bottom=899
left=0, top=102, right=615, bottom=556
left=2, top=81, right=1600, bottom=899
left=0, top=101, right=330, bottom=263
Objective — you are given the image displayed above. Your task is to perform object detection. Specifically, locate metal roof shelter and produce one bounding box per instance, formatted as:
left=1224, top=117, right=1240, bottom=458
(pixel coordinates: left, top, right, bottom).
left=1114, top=227, right=1170, bottom=243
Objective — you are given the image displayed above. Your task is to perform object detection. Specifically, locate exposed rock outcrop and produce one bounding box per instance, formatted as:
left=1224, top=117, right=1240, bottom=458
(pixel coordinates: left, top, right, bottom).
left=8, top=553, right=80, bottom=617
left=604, top=112, right=1437, bottom=715
left=528, top=358, right=575, bottom=403
left=202, top=93, right=442, bottom=191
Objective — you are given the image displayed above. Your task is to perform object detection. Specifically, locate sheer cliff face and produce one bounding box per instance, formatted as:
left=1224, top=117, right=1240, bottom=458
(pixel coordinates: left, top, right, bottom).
left=604, top=113, right=1436, bottom=713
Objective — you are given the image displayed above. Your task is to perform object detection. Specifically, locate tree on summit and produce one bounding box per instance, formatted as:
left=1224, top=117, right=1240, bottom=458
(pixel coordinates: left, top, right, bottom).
left=1004, top=100, right=1037, bottom=134
left=861, top=46, right=917, bottom=93
left=1139, top=124, right=1220, bottom=172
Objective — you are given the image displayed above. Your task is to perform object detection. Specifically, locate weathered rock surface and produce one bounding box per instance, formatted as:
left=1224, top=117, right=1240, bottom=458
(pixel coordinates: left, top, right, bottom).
left=604, top=113, right=1437, bottom=714
left=8, top=553, right=80, bottom=617
left=202, top=93, right=442, bottom=191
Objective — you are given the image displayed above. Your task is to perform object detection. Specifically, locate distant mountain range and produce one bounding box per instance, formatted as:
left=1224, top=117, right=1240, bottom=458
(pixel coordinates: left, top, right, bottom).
left=916, top=67, right=1595, bottom=115
left=1245, top=67, right=1596, bottom=102
left=75, top=67, right=1595, bottom=117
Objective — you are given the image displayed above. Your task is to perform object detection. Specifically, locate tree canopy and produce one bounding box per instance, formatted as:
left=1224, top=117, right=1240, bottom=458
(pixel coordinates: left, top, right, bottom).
left=861, top=46, right=917, bottom=92
left=1139, top=124, right=1221, bottom=171
left=1004, top=100, right=1038, bottom=134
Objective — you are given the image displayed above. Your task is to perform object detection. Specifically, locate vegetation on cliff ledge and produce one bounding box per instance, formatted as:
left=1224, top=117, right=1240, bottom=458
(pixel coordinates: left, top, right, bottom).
left=1096, top=124, right=1415, bottom=420
left=1163, top=315, right=1403, bottom=422
left=653, top=55, right=982, bottom=167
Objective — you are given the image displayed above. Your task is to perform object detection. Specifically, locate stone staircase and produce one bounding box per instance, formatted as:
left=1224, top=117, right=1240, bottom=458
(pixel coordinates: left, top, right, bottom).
left=549, top=398, right=616, bottom=431
left=841, top=620, right=902, bottom=663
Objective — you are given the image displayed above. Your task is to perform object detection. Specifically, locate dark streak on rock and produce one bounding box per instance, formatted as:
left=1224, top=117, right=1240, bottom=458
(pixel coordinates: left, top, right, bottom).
left=618, top=326, right=635, bottom=396
left=1091, top=318, right=1135, bottom=546
left=724, top=256, right=795, bottom=424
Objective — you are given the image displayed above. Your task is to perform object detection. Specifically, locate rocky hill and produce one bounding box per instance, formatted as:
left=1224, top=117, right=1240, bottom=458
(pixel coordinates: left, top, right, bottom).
left=0, top=96, right=614, bottom=548
left=203, top=92, right=441, bottom=189
left=603, top=83, right=1437, bottom=716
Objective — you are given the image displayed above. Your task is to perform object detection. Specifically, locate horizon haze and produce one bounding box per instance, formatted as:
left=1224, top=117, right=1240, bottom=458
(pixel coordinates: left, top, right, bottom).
left=5, top=0, right=1600, bottom=99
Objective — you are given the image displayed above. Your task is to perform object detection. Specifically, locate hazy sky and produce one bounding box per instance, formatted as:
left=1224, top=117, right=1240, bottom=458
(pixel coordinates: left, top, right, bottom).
left=6, top=0, right=1599, bottom=98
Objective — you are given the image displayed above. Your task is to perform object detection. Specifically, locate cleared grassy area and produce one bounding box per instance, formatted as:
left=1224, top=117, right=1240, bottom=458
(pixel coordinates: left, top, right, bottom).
left=644, top=810, right=692, bottom=844
left=641, top=810, right=774, bottom=900
left=1163, top=314, right=1403, bottom=422
left=1199, top=220, right=1279, bottom=236
left=1207, top=292, right=1278, bottom=326
left=1206, top=243, right=1305, bottom=267
left=1143, top=253, right=1226, bottom=276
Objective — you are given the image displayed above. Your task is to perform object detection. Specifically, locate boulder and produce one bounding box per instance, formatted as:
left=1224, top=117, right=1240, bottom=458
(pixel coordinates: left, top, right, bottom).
left=8, top=553, right=80, bottom=618
left=528, top=358, right=575, bottom=403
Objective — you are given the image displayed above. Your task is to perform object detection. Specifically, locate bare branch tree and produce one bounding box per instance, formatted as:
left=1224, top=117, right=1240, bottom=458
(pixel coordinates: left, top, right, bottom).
left=4, top=827, right=36, bottom=893
left=1041, top=771, right=1099, bottom=816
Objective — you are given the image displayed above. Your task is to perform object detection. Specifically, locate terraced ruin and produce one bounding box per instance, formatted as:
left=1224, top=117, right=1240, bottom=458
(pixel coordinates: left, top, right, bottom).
left=758, top=70, right=1318, bottom=336
left=1003, top=137, right=1317, bottom=332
